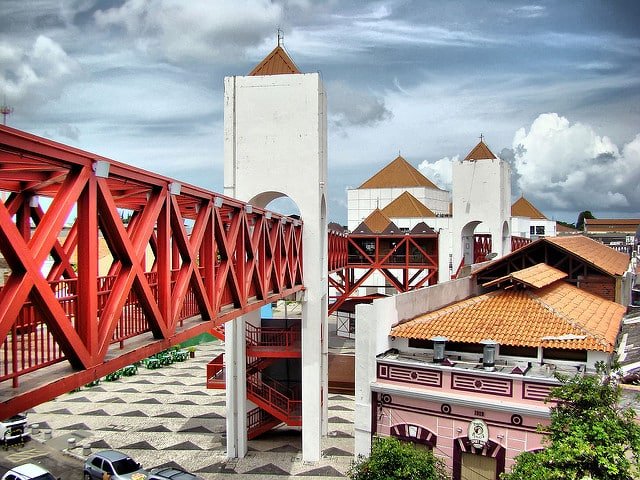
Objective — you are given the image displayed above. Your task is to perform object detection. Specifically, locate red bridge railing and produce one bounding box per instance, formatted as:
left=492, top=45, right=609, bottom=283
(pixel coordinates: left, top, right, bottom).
left=0, top=125, right=304, bottom=416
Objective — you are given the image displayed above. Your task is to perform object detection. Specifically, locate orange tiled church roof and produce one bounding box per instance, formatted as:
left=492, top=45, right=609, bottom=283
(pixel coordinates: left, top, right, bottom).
left=511, top=196, right=547, bottom=219
left=392, top=263, right=624, bottom=352
left=359, top=156, right=441, bottom=189
left=464, top=140, right=497, bottom=161
left=249, top=45, right=301, bottom=76
left=382, top=191, right=435, bottom=218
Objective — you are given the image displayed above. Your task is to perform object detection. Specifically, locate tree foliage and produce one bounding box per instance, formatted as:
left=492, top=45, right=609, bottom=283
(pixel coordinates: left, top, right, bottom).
left=349, top=435, right=448, bottom=480
left=502, top=362, right=640, bottom=480
left=576, top=210, right=595, bottom=231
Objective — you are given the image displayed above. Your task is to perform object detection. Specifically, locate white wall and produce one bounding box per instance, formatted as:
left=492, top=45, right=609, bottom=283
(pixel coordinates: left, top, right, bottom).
left=451, top=158, right=511, bottom=268
left=354, top=276, right=477, bottom=456
left=224, top=72, right=328, bottom=462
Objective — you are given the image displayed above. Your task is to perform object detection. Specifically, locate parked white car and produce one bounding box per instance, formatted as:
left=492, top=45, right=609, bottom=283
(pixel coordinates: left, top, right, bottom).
left=1, top=464, right=56, bottom=480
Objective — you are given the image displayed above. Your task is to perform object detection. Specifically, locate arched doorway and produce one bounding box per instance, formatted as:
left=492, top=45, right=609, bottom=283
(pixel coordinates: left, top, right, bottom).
left=453, top=436, right=505, bottom=480
left=461, top=221, right=482, bottom=265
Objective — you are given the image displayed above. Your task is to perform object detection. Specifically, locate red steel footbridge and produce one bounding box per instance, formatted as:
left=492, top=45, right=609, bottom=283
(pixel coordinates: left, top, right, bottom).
left=0, top=124, right=464, bottom=426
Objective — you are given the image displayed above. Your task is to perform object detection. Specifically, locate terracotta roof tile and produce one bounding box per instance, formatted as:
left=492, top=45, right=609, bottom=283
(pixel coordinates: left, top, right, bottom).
left=410, top=222, right=436, bottom=235
left=249, top=45, right=301, bottom=76
left=511, top=196, right=547, bottom=219
left=391, top=281, right=624, bottom=352
left=484, top=263, right=567, bottom=289
left=545, top=235, right=630, bottom=276
left=556, top=222, right=579, bottom=233
left=359, top=156, right=441, bottom=189
left=464, top=140, right=497, bottom=161
left=584, top=218, right=640, bottom=233
left=353, top=209, right=401, bottom=234
left=381, top=191, right=435, bottom=218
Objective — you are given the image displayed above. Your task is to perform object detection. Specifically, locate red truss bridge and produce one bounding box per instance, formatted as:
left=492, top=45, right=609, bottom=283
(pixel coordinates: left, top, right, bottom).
left=0, top=125, right=303, bottom=417
left=0, top=125, right=527, bottom=424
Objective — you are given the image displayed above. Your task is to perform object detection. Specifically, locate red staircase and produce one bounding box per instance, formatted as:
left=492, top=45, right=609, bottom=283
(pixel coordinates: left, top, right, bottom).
left=206, top=322, right=302, bottom=438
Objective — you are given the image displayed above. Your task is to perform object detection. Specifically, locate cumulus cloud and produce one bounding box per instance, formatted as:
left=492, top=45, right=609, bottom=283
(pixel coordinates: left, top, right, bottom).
left=0, top=35, right=78, bottom=103
left=418, top=156, right=455, bottom=191
left=513, top=113, right=640, bottom=212
left=328, top=81, right=392, bottom=129
left=94, top=0, right=283, bottom=62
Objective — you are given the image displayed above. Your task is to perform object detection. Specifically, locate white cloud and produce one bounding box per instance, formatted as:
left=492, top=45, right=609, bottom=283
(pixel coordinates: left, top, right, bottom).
left=513, top=113, right=640, bottom=212
left=328, top=81, right=392, bottom=128
left=0, top=35, right=78, bottom=102
left=94, top=0, right=283, bottom=62
left=509, top=5, right=547, bottom=19
left=418, top=156, right=455, bottom=191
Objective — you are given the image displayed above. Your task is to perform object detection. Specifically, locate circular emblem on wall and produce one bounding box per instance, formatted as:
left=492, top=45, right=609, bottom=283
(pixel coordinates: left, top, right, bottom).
left=441, top=403, right=451, bottom=414
left=380, top=394, right=392, bottom=404
left=511, top=414, right=523, bottom=426
left=468, top=419, right=489, bottom=449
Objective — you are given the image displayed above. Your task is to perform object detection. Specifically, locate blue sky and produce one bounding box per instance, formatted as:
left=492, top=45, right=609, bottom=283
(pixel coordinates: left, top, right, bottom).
left=2, top=0, right=640, bottom=225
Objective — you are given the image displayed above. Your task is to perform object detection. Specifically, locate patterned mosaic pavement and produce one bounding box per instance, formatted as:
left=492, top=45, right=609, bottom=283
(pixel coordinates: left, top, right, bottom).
left=27, top=340, right=355, bottom=479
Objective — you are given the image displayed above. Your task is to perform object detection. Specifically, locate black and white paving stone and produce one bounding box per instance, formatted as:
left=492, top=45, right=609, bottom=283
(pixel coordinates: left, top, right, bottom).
left=28, top=340, right=355, bottom=479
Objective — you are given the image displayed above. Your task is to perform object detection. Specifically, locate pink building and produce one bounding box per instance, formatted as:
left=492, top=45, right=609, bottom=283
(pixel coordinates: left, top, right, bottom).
left=355, top=249, right=630, bottom=480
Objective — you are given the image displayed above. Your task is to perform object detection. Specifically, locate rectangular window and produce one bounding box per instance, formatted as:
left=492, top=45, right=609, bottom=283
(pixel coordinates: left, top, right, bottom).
left=530, top=226, right=535, bottom=235
left=499, top=345, right=537, bottom=358
left=535, top=226, right=545, bottom=235
left=543, top=348, right=587, bottom=362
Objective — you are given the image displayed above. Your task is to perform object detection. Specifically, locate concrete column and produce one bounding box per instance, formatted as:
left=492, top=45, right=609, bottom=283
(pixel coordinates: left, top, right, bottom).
left=225, top=312, right=250, bottom=458
left=354, top=303, right=375, bottom=457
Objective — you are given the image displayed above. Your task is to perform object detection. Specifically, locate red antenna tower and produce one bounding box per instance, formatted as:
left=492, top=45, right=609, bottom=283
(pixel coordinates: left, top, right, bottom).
left=1, top=96, right=13, bottom=125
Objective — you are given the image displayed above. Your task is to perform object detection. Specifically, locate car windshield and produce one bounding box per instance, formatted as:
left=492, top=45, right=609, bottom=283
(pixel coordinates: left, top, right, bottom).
left=32, top=474, right=56, bottom=480
left=112, top=458, right=141, bottom=475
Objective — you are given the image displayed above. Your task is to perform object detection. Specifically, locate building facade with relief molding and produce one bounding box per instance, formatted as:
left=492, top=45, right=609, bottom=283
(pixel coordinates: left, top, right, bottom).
left=354, top=241, right=632, bottom=479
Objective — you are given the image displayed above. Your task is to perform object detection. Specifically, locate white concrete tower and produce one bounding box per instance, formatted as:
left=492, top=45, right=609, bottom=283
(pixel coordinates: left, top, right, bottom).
left=451, top=139, right=511, bottom=269
left=223, top=44, right=329, bottom=461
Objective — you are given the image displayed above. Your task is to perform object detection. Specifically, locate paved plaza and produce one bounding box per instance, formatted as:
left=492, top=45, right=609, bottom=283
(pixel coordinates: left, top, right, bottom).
left=5, top=325, right=356, bottom=480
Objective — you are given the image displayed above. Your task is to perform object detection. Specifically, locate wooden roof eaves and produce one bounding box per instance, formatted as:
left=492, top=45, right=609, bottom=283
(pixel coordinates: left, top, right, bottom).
left=474, top=240, right=617, bottom=287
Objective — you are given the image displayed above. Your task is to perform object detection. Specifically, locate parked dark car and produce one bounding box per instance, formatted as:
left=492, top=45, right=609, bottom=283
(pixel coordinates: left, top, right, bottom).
left=84, top=450, right=147, bottom=480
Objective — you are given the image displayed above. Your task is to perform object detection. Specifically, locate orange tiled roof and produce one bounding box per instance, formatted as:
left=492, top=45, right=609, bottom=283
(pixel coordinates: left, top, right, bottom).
left=556, top=222, right=579, bottom=234
left=391, top=280, right=624, bottom=352
left=484, top=263, right=567, bottom=289
left=249, top=45, right=301, bottom=76
left=381, top=191, right=435, bottom=218
left=511, top=196, right=547, bottom=219
left=464, top=140, right=497, bottom=161
left=545, top=235, right=630, bottom=276
left=359, top=156, right=441, bottom=189
left=584, top=218, right=640, bottom=233
left=358, top=208, right=394, bottom=234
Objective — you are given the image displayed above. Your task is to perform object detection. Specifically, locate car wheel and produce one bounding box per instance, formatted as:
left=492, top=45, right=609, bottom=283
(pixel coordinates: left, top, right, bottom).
left=83, top=472, right=91, bottom=480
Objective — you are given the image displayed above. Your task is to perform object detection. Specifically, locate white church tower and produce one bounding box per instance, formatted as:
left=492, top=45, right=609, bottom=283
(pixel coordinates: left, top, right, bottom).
left=223, top=43, right=328, bottom=461
left=451, top=139, right=512, bottom=269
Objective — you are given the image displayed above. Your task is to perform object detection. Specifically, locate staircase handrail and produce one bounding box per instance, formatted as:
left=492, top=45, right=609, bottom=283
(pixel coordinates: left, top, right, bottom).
left=245, top=323, right=301, bottom=348
left=247, top=373, right=301, bottom=421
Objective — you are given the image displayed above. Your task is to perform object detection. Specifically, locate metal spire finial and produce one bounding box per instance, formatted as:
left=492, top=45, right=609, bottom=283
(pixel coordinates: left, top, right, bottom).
left=277, top=28, right=284, bottom=46
left=479, top=133, right=484, bottom=142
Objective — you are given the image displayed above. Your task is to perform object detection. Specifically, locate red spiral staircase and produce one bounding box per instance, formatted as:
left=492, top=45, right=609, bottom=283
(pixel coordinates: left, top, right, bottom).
left=206, top=322, right=301, bottom=439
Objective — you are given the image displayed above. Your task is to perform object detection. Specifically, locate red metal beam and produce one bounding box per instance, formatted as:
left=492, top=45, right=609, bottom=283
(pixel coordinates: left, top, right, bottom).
left=0, top=125, right=304, bottom=417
